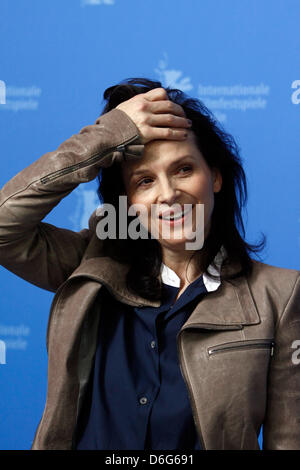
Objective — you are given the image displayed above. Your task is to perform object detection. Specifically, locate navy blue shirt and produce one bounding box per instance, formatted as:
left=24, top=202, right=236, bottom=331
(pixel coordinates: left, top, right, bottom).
left=75, top=273, right=207, bottom=450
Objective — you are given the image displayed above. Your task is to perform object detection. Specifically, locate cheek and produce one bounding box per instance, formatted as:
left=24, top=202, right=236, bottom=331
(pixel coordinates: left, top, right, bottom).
left=124, top=184, right=139, bottom=207
left=188, top=174, right=213, bottom=201
left=127, top=191, right=153, bottom=214
left=188, top=175, right=215, bottom=224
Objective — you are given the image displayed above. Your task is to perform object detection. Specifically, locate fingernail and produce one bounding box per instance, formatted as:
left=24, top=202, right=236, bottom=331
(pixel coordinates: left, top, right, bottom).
left=187, top=119, right=193, bottom=126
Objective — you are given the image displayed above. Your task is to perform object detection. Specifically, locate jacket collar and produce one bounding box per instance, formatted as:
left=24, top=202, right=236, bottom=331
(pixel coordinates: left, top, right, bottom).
left=68, top=246, right=260, bottom=328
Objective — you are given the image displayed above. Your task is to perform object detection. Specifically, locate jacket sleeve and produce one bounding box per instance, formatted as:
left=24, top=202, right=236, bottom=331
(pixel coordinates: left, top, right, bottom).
left=0, top=108, right=143, bottom=293
left=263, top=273, right=300, bottom=449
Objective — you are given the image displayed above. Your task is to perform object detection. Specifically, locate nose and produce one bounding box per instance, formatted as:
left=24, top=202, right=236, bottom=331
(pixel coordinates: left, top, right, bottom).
left=156, top=176, right=179, bottom=206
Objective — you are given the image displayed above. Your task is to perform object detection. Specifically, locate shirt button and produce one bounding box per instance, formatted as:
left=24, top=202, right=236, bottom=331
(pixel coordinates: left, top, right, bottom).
left=139, top=397, right=148, bottom=405
left=150, top=340, right=156, bottom=349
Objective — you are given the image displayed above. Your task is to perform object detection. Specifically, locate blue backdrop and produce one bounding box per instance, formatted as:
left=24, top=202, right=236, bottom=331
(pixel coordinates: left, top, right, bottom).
left=0, top=0, right=299, bottom=450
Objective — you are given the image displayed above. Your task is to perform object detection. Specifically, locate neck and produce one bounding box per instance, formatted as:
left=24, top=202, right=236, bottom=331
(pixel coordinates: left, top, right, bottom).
left=162, top=246, right=204, bottom=286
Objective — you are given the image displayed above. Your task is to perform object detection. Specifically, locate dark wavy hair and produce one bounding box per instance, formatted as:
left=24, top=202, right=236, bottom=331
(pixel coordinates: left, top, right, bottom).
left=96, top=78, right=266, bottom=301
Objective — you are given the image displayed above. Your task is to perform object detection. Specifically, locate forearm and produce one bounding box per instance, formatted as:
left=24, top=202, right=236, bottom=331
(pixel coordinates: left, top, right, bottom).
left=0, top=108, right=142, bottom=291
left=0, top=108, right=141, bottom=237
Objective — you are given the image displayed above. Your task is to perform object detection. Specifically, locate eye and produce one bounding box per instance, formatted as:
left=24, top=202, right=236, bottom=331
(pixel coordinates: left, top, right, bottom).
left=178, top=165, right=192, bottom=174
left=137, top=177, right=153, bottom=187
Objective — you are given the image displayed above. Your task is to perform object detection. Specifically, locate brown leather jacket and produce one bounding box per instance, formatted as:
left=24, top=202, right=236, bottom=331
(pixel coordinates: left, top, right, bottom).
left=0, top=109, right=300, bottom=450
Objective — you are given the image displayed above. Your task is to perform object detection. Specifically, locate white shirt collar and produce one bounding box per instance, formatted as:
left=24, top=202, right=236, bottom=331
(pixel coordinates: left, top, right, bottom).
left=160, top=245, right=227, bottom=293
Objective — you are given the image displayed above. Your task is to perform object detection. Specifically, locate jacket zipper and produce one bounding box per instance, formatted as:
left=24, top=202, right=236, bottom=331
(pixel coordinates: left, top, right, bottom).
left=208, top=339, right=275, bottom=356
left=40, top=137, right=138, bottom=185
left=176, top=329, right=206, bottom=450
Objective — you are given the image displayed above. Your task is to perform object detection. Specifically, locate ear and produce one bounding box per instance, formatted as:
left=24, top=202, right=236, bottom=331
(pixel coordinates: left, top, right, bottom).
left=212, top=168, right=222, bottom=193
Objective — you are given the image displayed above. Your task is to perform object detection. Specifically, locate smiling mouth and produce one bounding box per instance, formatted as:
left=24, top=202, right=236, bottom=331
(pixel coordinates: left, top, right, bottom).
left=158, top=205, right=194, bottom=221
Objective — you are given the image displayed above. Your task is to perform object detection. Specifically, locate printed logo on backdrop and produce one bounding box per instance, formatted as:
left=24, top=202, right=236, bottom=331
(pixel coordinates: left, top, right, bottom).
left=155, top=55, right=270, bottom=123
left=0, top=84, right=42, bottom=112
left=0, top=324, right=30, bottom=360
left=81, top=0, right=115, bottom=6
left=291, top=80, right=300, bottom=104
left=155, top=54, right=193, bottom=92
left=0, top=80, right=6, bottom=104
left=197, top=83, right=270, bottom=122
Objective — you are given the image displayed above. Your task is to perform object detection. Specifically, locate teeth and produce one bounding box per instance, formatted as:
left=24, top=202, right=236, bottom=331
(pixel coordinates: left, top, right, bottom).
left=161, top=206, right=192, bottom=220
left=162, top=212, right=183, bottom=220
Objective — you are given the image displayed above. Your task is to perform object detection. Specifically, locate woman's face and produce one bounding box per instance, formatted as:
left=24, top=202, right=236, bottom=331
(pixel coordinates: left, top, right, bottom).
left=121, top=130, right=222, bottom=253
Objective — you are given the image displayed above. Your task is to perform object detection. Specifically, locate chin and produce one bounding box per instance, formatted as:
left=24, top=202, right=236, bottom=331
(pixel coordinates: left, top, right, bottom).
left=159, top=239, right=193, bottom=251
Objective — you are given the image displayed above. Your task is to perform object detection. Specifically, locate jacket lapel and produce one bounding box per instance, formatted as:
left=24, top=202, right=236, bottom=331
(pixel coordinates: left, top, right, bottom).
left=67, top=256, right=161, bottom=307
left=181, top=275, right=261, bottom=330
left=67, top=255, right=261, bottom=329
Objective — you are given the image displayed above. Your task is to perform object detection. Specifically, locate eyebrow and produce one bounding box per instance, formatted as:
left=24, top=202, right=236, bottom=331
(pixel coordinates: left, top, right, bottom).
left=129, top=155, right=196, bottom=178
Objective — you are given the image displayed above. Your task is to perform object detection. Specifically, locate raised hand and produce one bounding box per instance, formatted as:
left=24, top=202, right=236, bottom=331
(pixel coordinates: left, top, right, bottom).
left=116, top=87, right=192, bottom=144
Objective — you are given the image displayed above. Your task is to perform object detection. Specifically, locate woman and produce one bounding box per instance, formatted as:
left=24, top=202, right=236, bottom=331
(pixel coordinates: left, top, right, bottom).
left=0, top=78, right=299, bottom=450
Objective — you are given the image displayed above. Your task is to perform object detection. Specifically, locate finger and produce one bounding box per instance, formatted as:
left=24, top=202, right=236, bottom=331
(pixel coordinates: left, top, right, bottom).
left=148, top=113, right=192, bottom=128
left=148, top=100, right=186, bottom=118
left=143, top=87, right=168, bottom=101
left=148, top=127, right=189, bottom=141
